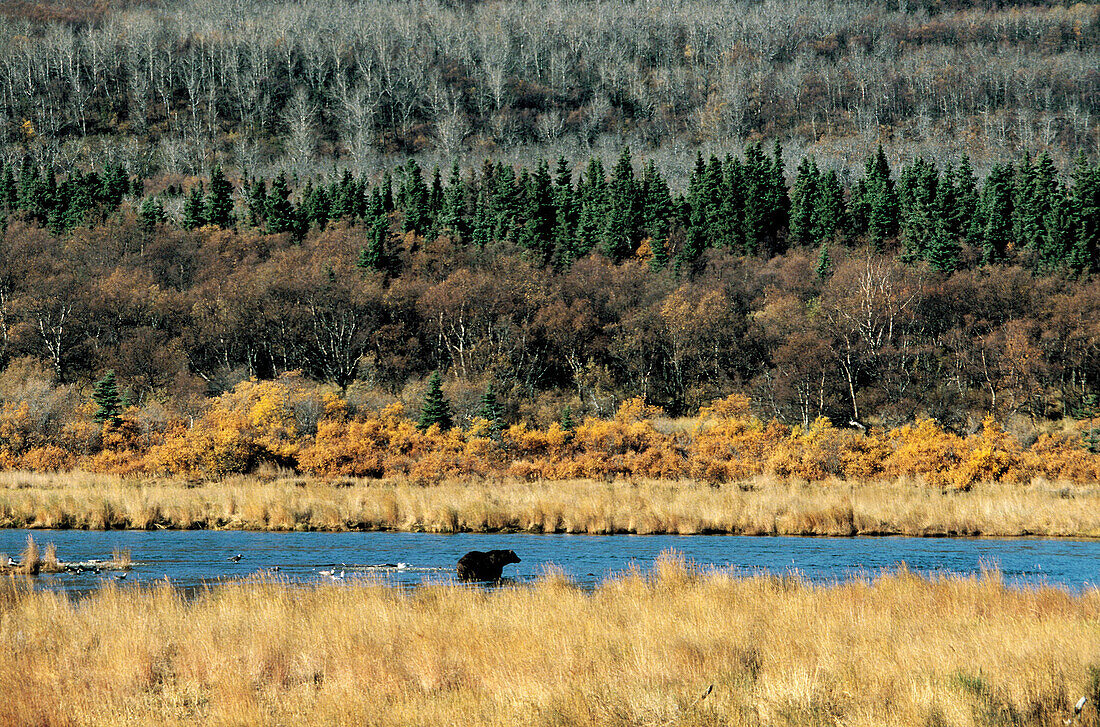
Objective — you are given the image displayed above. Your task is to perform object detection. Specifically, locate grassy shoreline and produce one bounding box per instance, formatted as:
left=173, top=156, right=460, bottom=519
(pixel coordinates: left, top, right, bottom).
left=1, top=559, right=1098, bottom=726
left=1, top=471, right=1099, bottom=538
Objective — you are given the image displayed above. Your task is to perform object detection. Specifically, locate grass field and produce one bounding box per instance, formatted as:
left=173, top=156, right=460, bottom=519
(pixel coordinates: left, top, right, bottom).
left=0, top=471, right=1099, bottom=537
left=0, top=557, right=1097, bottom=726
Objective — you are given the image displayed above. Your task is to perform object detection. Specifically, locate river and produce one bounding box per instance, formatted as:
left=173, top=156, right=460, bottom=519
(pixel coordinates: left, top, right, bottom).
left=1, top=530, right=1097, bottom=594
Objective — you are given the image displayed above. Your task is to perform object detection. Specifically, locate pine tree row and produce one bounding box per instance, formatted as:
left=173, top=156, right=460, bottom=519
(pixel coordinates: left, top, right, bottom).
left=2, top=146, right=1098, bottom=275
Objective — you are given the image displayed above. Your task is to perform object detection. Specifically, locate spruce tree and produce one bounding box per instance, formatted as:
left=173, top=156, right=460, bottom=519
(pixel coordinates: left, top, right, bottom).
left=401, top=160, right=430, bottom=235
left=574, top=157, right=607, bottom=259
left=437, top=163, right=467, bottom=238
left=813, top=169, right=845, bottom=244
left=560, top=406, right=576, bottom=431
left=204, top=165, right=235, bottom=228
left=246, top=178, right=268, bottom=228
left=601, top=146, right=638, bottom=261
left=330, top=170, right=356, bottom=220
left=864, top=145, right=898, bottom=252
left=139, top=196, right=166, bottom=231
left=981, top=164, right=1014, bottom=264
left=418, top=371, right=452, bottom=431
left=265, top=172, right=297, bottom=235
left=474, top=382, right=505, bottom=435
left=789, top=156, right=820, bottom=247
left=0, top=164, right=15, bottom=212
left=551, top=156, right=578, bottom=268
left=520, top=159, right=555, bottom=262
left=1068, top=153, right=1099, bottom=273
left=92, top=370, right=123, bottom=427
left=181, top=182, right=206, bottom=229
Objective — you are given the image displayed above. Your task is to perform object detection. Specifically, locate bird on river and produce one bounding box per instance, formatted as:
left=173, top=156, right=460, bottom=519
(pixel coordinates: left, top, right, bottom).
left=228, top=554, right=242, bottom=562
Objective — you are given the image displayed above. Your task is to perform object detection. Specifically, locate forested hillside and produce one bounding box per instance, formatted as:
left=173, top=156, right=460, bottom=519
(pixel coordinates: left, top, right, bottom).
left=0, top=0, right=1097, bottom=176
left=0, top=143, right=1098, bottom=430
left=0, top=0, right=1098, bottom=479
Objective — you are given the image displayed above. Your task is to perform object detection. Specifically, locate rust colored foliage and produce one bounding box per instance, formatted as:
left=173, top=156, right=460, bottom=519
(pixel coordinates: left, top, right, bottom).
left=3, top=380, right=1099, bottom=487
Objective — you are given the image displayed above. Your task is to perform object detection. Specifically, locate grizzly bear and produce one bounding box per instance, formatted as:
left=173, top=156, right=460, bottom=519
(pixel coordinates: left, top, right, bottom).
left=456, top=549, right=521, bottom=581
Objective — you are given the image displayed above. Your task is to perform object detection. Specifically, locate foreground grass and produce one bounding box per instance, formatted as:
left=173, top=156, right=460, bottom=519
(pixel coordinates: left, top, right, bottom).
left=1, top=558, right=1098, bottom=726
left=1, top=471, right=1099, bottom=537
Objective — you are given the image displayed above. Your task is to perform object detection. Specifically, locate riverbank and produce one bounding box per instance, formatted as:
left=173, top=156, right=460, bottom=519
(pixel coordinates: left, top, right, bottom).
left=1, top=558, right=1097, bottom=726
left=2, top=471, right=1100, bottom=537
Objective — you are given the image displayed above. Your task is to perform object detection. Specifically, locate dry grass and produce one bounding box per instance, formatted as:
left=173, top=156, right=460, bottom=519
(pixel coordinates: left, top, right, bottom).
left=0, top=557, right=1097, bottom=726
left=0, top=471, right=1098, bottom=537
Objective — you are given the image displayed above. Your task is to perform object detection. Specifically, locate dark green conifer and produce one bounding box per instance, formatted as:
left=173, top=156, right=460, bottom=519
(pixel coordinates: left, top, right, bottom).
left=204, top=165, right=235, bottom=228
left=981, top=164, right=1014, bottom=264
left=438, top=163, right=467, bottom=238
left=246, top=178, right=268, bottom=228
left=92, top=370, right=123, bottom=427
left=265, top=172, right=298, bottom=236
left=789, top=156, right=820, bottom=247
left=418, top=371, right=452, bottom=431
left=474, top=382, right=505, bottom=435
left=181, top=182, right=206, bottom=230
left=601, top=146, right=638, bottom=261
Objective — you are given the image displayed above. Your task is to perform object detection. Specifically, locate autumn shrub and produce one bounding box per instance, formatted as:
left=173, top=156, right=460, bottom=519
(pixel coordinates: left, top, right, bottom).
left=952, top=416, right=1027, bottom=489
left=884, top=418, right=964, bottom=488
left=17, top=445, right=76, bottom=472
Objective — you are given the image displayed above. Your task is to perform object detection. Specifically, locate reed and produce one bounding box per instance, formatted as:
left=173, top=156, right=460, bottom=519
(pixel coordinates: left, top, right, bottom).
left=1, top=471, right=1100, bottom=537
left=0, top=558, right=1097, bottom=726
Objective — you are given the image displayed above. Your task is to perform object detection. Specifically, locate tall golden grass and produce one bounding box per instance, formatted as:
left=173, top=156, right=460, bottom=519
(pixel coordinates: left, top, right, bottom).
left=0, top=557, right=1097, bottom=726
left=0, top=470, right=1099, bottom=537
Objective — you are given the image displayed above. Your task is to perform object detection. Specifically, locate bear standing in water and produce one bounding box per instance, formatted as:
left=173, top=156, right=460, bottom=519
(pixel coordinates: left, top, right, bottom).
left=456, top=550, right=521, bottom=581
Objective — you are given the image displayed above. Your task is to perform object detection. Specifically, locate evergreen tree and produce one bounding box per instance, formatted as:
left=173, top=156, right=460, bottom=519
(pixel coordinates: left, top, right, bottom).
left=401, top=160, right=430, bottom=234
left=952, top=155, right=981, bottom=244
left=574, top=156, right=607, bottom=259
left=813, top=169, right=845, bottom=244
left=0, top=164, right=15, bottom=212
left=492, top=164, right=523, bottom=242
left=437, top=163, right=467, bottom=238
left=359, top=198, right=392, bottom=274
left=551, top=156, right=578, bottom=268
left=863, top=145, right=898, bottom=252
left=245, top=178, right=268, bottom=228
left=789, top=156, right=820, bottom=247
left=601, top=146, right=638, bottom=261
left=520, top=158, right=555, bottom=262
left=898, top=157, right=939, bottom=262
left=330, top=170, right=357, bottom=220
left=181, top=182, right=206, bottom=230
left=981, top=163, right=1014, bottom=264
left=92, top=370, right=123, bottom=427
left=204, top=165, right=235, bottom=228
left=1040, top=190, right=1075, bottom=272
left=265, top=172, right=298, bottom=236
left=1068, top=153, right=1099, bottom=273
left=418, top=371, right=452, bottom=431
left=474, top=382, right=505, bottom=435
left=138, top=196, right=166, bottom=231
left=560, top=405, right=575, bottom=431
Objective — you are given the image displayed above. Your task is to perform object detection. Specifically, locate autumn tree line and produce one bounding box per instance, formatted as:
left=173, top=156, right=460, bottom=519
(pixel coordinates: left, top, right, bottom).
left=0, top=0, right=1097, bottom=178
left=1, top=140, right=1100, bottom=472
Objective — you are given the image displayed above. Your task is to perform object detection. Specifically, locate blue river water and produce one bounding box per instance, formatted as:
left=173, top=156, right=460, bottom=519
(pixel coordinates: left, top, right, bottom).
left=1, top=530, right=1097, bottom=594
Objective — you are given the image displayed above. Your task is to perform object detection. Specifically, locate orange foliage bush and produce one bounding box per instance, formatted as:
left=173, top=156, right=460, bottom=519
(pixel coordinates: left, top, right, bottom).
left=5, top=379, right=1100, bottom=486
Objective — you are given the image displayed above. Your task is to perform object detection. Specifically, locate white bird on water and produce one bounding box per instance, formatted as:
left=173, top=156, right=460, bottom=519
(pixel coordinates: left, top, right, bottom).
left=330, top=570, right=345, bottom=581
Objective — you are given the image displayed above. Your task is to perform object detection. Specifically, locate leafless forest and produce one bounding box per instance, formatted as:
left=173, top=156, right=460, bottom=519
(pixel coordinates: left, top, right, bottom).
left=2, top=0, right=1097, bottom=181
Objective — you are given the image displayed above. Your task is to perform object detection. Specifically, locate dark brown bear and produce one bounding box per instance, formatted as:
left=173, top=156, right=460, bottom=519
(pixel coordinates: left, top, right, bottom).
left=456, top=549, right=521, bottom=581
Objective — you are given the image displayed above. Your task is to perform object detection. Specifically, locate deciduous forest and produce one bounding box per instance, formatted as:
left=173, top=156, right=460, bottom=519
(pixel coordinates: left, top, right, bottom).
left=0, top=0, right=1098, bottom=481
